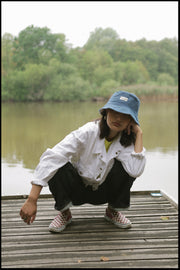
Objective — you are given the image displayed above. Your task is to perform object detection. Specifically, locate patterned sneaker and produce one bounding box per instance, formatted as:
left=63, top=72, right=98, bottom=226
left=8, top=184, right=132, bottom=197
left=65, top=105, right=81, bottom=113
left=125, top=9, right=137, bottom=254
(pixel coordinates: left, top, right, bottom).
left=48, top=209, right=72, bottom=233
left=104, top=207, right=132, bottom=229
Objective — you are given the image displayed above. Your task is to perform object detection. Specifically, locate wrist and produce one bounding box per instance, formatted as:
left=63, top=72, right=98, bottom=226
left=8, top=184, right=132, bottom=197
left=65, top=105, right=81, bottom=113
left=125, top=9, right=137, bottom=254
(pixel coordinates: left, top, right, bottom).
left=27, top=184, right=42, bottom=203
left=136, top=129, right=143, bottom=136
left=27, top=196, right=38, bottom=204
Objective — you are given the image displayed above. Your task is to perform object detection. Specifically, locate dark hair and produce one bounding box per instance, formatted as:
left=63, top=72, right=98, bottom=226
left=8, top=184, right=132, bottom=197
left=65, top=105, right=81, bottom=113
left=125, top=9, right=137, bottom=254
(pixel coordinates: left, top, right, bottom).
left=99, top=109, right=136, bottom=147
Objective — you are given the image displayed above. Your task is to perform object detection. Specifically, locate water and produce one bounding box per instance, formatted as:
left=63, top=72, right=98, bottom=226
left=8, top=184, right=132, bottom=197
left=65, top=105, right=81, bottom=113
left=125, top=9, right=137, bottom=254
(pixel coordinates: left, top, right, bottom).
left=2, top=100, right=178, bottom=204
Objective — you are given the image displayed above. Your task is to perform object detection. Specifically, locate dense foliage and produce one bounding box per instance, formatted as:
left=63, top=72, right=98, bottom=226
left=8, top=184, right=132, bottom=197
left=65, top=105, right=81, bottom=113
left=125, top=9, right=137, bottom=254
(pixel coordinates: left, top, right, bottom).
left=2, top=25, right=178, bottom=101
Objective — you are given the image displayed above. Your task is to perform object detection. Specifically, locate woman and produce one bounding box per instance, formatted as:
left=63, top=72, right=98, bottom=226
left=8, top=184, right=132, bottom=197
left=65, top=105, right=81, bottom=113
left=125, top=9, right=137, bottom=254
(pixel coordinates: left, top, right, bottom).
left=20, top=90, right=146, bottom=232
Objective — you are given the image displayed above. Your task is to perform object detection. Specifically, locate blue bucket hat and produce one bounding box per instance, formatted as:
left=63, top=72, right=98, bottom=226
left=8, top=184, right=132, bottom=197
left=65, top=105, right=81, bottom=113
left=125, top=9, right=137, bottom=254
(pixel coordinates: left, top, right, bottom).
left=99, top=91, right=140, bottom=125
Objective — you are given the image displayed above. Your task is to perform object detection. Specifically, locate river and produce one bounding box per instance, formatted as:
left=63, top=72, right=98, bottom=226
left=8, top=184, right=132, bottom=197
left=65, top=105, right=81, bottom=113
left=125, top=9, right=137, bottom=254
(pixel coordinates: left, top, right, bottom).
left=2, top=100, right=178, bottom=204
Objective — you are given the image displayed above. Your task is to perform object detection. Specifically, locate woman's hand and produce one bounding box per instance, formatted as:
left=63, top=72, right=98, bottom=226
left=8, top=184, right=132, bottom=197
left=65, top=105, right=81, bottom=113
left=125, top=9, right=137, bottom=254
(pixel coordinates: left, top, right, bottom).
left=19, top=184, right=42, bottom=225
left=20, top=197, right=37, bottom=225
left=127, top=120, right=142, bottom=135
left=127, top=120, right=143, bottom=153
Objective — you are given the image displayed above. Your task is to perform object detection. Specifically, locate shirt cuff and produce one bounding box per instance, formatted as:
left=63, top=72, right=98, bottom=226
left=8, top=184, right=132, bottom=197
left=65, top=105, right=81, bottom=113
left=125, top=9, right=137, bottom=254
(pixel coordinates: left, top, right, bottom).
left=31, top=180, right=48, bottom=187
left=131, top=147, right=146, bottom=157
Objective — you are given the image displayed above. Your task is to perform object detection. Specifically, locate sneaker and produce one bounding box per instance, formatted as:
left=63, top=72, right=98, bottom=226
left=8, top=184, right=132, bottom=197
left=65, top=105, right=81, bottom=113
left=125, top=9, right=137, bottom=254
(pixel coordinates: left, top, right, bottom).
left=48, top=209, right=72, bottom=233
left=104, top=207, right=132, bottom=229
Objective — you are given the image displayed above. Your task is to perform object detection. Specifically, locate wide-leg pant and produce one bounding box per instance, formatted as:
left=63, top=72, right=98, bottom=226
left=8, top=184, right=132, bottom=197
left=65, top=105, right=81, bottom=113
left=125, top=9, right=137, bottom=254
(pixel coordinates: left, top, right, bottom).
left=48, top=159, right=135, bottom=211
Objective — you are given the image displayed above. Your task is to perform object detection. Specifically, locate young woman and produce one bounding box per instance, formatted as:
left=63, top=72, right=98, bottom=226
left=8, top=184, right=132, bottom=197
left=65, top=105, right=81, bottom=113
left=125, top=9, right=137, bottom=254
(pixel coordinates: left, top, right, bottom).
left=20, top=90, right=146, bottom=232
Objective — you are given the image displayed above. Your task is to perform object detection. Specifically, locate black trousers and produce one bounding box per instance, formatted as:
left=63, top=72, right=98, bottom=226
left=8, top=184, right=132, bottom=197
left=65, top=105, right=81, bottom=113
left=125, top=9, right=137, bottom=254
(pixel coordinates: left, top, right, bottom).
left=48, top=159, right=135, bottom=211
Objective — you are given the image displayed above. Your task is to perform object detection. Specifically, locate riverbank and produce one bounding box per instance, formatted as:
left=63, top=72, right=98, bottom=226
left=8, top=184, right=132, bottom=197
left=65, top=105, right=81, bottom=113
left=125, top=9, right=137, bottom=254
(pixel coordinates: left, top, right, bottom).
left=2, top=92, right=178, bottom=104
left=92, top=84, right=178, bottom=102
left=2, top=84, right=178, bottom=103
left=92, top=94, right=178, bottom=103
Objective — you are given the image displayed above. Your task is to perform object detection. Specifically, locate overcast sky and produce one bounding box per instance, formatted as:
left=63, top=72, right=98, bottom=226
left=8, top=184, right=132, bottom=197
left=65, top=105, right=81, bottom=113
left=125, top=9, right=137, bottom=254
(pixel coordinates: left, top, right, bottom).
left=1, top=1, right=178, bottom=47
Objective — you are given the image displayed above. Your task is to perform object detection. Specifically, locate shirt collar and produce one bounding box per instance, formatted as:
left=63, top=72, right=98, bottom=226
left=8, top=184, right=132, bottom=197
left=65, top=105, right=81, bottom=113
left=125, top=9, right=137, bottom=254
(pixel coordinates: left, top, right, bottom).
left=93, top=132, right=123, bottom=155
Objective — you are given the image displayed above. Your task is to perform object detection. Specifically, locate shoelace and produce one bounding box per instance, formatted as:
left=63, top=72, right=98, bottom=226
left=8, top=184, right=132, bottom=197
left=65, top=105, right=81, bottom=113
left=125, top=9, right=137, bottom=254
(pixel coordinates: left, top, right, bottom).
left=116, top=212, right=128, bottom=223
left=52, top=212, right=69, bottom=227
left=109, top=209, right=129, bottom=224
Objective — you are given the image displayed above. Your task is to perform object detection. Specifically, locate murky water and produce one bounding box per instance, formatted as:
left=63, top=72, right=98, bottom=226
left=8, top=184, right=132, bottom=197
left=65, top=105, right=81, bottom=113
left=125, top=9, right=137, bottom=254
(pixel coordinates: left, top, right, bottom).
left=2, top=100, right=178, bottom=203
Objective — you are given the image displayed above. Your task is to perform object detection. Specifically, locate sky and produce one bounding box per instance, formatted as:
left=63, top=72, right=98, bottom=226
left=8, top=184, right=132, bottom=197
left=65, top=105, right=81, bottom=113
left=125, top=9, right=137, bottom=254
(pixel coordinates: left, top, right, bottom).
left=1, top=1, right=178, bottom=48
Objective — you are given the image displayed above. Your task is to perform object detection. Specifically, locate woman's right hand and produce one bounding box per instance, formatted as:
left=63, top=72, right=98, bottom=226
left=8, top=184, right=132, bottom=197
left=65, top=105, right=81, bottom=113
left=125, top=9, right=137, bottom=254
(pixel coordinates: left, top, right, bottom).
left=19, top=184, right=42, bottom=225
left=19, top=197, right=37, bottom=225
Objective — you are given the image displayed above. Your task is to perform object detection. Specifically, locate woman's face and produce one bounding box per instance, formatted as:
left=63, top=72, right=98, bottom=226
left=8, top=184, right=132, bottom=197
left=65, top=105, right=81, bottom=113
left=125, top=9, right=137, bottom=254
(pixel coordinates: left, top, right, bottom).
left=106, top=109, right=131, bottom=134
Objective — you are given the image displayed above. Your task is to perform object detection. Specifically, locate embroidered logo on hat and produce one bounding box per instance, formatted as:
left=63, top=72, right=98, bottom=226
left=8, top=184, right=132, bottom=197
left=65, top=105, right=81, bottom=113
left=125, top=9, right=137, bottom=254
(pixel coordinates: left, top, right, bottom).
left=120, top=96, right=128, bottom=101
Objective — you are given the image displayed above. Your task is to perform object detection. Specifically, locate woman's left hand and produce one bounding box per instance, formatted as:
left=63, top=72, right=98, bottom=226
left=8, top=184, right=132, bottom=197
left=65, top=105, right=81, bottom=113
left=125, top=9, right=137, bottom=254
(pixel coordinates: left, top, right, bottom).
left=127, top=120, right=142, bottom=135
left=127, top=120, right=143, bottom=152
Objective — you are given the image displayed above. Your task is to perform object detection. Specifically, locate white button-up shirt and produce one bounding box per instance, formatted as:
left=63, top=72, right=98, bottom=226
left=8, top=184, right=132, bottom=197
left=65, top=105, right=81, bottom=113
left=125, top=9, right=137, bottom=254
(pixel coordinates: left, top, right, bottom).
left=31, top=121, right=146, bottom=190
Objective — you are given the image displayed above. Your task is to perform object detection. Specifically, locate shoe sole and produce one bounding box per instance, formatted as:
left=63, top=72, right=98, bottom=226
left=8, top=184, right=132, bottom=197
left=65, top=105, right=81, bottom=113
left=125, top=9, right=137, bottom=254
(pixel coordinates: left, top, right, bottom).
left=104, top=215, right=132, bottom=229
left=48, top=218, right=72, bottom=233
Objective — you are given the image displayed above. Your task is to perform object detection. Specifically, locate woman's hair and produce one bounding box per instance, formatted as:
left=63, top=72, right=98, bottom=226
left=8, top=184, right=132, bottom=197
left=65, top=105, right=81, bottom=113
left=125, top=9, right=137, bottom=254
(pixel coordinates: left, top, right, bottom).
left=99, top=109, right=136, bottom=147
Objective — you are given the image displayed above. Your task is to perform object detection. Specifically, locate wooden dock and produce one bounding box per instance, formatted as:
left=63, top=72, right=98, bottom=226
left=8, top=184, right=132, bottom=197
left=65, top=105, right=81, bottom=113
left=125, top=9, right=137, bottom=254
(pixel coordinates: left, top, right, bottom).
left=1, top=191, right=178, bottom=268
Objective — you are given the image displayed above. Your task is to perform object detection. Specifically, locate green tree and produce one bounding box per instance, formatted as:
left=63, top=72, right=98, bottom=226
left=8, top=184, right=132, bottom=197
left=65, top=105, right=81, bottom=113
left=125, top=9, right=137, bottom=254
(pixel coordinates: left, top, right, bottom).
left=157, top=73, right=175, bottom=86
left=113, top=60, right=149, bottom=85
left=38, top=48, right=53, bottom=65
left=2, top=33, right=16, bottom=101
left=1, top=25, right=178, bottom=102
left=159, top=38, right=178, bottom=58
left=44, top=61, right=91, bottom=101
left=84, top=27, right=119, bottom=53
left=157, top=49, right=178, bottom=83
left=111, top=39, right=158, bottom=80
left=44, top=74, right=91, bottom=101
left=93, top=66, right=114, bottom=87
left=4, top=64, right=51, bottom=101
left=99, top=79, right=120, bottom=97
left=109, top=39, right=145, bottom=62
left=12, top=25, right=68, bottom=69
left=2, top=33, right=15, bottom=75
left=77, top=49, right=113, bottom=83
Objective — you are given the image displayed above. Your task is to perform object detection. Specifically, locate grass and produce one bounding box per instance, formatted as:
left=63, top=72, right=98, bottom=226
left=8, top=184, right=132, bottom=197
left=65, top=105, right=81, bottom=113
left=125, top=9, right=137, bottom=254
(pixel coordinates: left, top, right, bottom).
left=92, top=83, right=178, bottom=101
left=116, top=84, right=178, bottom=97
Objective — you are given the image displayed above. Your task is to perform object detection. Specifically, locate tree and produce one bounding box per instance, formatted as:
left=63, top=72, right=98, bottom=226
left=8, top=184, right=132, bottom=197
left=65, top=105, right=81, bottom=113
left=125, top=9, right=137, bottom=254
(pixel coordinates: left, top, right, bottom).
left=2, top=33, right=15, bottom=75
left=93, top=66, right=114, bottom=87
left=1, top=25, right=178, bottom=102
left=157, top=73, right=175, bottom=86
left=113, top=60, right=149, bottom=85
left=44, top=74, right=91, bottom=101
left=77, top=49, right=113, bottom=83
left=3, top=64, right=51, bottom=101
left=157, top=49, right=178, bottom=83
left=159, top=38, right=178, bottom=58
left=12, top=25, right=68, bottom=69
left=99, top=79, right=120, bottom=97
left=84, top=27, right=119, bottom=53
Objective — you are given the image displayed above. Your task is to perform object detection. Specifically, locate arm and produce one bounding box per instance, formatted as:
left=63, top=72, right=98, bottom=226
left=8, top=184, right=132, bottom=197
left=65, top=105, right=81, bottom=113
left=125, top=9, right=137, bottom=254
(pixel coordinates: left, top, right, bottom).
left=31, top=123, right=91, bottom=187
left=127, top=121, right=143, bottom=153
left=19, top=184, right=42, bottom=225
left=134, top=127, right=143, bottom=153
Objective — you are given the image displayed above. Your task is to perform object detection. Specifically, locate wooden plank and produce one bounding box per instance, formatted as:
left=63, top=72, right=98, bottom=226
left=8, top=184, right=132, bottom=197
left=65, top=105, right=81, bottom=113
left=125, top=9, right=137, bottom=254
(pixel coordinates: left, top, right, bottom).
left=1, top=248, right=178, bottom=269
left=2, top=259, right=178, bottom=268
left=2, top=220, right=178, bottom=233
left=2, top=238, right=178, bottom=251
left=1, top=231, right=178, bottom=245
left=1, top=200, right=175, bottom=210
left=160, top=190, right=178, bottom=209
